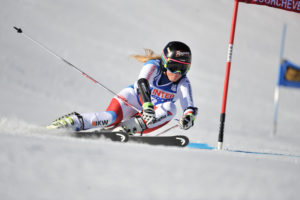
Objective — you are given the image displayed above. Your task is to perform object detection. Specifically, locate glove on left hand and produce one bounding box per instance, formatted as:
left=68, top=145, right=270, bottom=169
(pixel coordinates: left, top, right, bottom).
left=142, top=102, right=156, bottom=125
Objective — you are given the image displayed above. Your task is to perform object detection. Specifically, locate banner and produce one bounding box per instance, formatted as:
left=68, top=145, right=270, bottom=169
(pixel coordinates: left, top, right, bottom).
left=278, top=60, right=300, bottom=88
left=239, top=0, right=300, bottom=13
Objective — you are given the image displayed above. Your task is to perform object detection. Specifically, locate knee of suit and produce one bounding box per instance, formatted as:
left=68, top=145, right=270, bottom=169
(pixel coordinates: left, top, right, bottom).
left=106, top=98, right=124, bottom=126
left=145, top=102, right=176, bottom=132
left=156, top=101, right=177, bottom=116
left=154, top=102, right=177, bottom=122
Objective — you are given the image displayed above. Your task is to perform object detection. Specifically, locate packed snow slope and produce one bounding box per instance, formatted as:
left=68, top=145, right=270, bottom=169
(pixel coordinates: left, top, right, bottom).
left=1, top=0, right=300, bottom=199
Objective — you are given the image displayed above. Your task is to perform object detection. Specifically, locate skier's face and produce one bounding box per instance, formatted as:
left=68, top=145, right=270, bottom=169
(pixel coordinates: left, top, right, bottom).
left=166, top=71, right=182, bottom=82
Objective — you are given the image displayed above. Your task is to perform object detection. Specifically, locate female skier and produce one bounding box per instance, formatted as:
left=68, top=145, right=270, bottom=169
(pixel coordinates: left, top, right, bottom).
left=47, top=41, right=198, bottom=134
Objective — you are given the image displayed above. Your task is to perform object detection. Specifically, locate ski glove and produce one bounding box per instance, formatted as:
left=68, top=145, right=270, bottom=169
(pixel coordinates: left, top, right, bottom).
left=179, top=113, right=195, bottom=130
left=142, top=102, right=156, bottom=125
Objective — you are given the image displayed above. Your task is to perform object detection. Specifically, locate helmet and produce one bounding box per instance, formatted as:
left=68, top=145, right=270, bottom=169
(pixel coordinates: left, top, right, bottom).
left=161, top=41, right=192, bottom=75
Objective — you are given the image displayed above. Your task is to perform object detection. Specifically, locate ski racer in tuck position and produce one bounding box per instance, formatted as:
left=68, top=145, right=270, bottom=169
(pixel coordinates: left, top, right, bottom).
left=47, top=41, right=198, bottom=135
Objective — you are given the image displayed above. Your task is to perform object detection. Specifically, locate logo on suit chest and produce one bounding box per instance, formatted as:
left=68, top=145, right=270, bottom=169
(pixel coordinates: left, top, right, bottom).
left=152, top=88, right=175, bottom=100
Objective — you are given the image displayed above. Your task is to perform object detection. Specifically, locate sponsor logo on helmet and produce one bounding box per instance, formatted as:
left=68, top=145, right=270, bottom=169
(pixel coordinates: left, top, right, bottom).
left=176, top=51, right=190, bottom=57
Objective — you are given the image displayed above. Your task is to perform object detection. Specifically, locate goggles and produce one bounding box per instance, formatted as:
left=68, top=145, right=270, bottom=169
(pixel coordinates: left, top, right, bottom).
left=161, top=52, right=191, bottom=75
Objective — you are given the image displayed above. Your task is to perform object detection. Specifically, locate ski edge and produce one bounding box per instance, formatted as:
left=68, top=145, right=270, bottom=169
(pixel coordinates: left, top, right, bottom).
left=73, top=131, right=129, bottom=142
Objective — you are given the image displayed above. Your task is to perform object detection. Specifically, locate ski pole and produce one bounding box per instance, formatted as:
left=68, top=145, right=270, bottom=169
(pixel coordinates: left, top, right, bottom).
left=155, top=119, right=180, bottom=136
left=13, top=26, right=141, bottom=113
left=155, top=124, right=179, bottom=136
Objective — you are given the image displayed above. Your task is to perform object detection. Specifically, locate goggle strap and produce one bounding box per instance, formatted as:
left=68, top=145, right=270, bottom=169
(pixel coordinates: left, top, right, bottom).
left=161, top=51, right=190, bottom=65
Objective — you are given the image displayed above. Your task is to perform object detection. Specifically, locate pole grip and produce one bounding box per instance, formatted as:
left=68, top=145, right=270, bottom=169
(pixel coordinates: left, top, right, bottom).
left=13, top=26, right=23, bottom=33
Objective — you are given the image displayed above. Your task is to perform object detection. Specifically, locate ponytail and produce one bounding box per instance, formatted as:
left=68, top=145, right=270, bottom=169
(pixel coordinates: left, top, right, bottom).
left=130, top=49, right=161, bottom=63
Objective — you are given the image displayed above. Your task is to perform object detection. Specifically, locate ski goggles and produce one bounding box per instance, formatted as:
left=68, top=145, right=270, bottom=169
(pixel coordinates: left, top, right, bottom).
left=164, top=62, right=190, bottom=75
left=161, top=52, right=191, bottom=75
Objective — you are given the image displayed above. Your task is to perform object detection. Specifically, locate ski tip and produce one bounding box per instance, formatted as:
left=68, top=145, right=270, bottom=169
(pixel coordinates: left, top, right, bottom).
left=175, top=135, right=189, bottom=147
left=13, top=26, right=22, bottom=33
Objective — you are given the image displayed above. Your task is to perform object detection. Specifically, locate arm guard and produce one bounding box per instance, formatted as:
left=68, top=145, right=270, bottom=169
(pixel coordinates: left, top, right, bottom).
left=137, top=78, right=152, bottom=104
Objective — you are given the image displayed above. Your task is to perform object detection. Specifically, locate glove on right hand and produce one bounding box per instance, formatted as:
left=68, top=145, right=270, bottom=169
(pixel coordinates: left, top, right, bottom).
left=179, top=113, right=195, bottom=130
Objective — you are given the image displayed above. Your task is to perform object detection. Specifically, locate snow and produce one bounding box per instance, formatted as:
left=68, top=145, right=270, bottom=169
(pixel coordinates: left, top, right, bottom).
left=1, top=0, right=300, bottom=199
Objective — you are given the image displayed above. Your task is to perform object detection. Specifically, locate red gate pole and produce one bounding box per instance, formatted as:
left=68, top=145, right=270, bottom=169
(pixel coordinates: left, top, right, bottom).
left=218, top=0, right=240, bottom=150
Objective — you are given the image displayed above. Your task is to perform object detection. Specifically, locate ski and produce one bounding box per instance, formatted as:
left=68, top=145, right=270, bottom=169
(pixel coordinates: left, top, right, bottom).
left=73, top=131, right=129, bottom=142
left=73, top=130, right=189, bottom=147
left=128, top=135, right=189, bottom=147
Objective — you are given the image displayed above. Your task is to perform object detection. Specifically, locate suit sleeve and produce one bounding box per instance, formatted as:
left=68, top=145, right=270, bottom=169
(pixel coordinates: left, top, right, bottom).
left=178, top=77, right=198, bottom=116
left=134, top=61, right=159, bottom=90
left=138, top=62, right=159, bottom=82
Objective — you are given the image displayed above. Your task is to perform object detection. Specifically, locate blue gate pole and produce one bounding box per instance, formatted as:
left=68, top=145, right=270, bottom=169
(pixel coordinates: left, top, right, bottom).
left=273, top=24, right=287, bottom=136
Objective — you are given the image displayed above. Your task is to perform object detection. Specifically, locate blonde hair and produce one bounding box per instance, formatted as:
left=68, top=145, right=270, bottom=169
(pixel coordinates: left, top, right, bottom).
left=130, top=48, right=161, bottom=63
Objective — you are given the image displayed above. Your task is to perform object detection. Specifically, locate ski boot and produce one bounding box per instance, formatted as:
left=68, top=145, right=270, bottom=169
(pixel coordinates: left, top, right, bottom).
left=112, top=116, right=147, bottom=135
left=46, top=112, right=84, bottom=131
